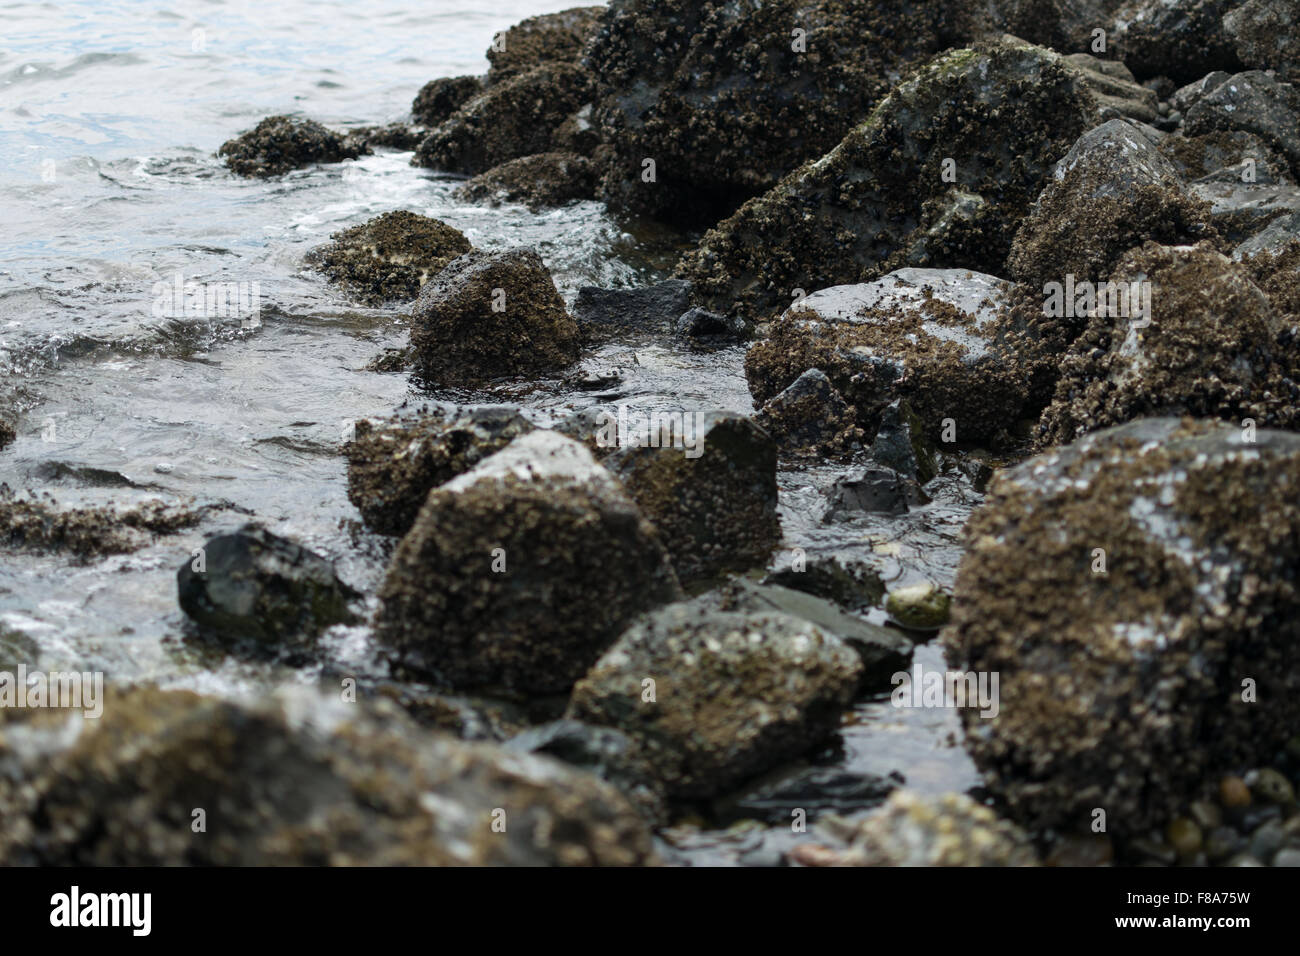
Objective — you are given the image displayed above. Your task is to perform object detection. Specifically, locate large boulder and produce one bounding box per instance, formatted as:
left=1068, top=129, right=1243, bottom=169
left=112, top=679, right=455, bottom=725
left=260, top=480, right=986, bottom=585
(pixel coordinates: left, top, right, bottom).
left=219, top=115, right=364, bottom=178
left=601, top=411, right=781, bottom=584
left=0, top=686, right=655, bottom=865
left=1184, top=71, right=1300, bottom=179
left=411, top=75, right=483, bottom=127
left=744, top=268, right=1029, bottom=446
left=305, top=211, right=472, bottom=305
left=675, top=39, right=1098, bottom=320
left=454, top=152, right=599, bottom=210
left=1223, top=0, right=1300, bottom=81
left=943, top=417, right=1300, bottom=835
left=409, top=248, right=581, bottom=388
left=1110, top=0, right=1243, bottom=83
left=1036, top=241, right=1300, bottom=446
left=588, top=0, right=971, bottom=228
left=567, top=600, right=863, bottom=798
left=486, top=6, right=606, bottom=84
left=345, top=407, right=535, bottom=536
left=375, top=431, right=682, bottom=694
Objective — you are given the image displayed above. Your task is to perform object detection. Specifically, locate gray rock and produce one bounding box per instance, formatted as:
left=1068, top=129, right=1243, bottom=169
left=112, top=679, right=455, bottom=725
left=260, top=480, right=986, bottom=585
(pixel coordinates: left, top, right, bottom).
left=1223, top=0, right=1300, bottom=81
left=870, top=398, right=938, bottom=485
left=1171, top=71, right=1232, bottom=113
left=824, top=464, right=912, bottom=518
left=1185, top=71, right=1300, bottom=178
left=755, top=368, right=864, bottom=459
left=761, top=554, right=887, bottom=611
left=673, top=307, right=749, bottom=342
left=573, top=279, right=693, bottom=340
left=1111, top=0, right=1242, bottom=83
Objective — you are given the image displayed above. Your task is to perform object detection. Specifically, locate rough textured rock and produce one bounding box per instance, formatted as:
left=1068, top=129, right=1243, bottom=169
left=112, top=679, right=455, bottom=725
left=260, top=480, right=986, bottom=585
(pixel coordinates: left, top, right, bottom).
left=573, top=279, right=692, bottom=340
left=1159, top=129, right=1292, bottom=185
left=1111, top=0, right=1242, bottom=83
left=601, top=411, right=781, bottom=585
left=0, top=492, right=199, bottom=558
left=1224, top=0, right=1300, bottom=80
left=342, top=123, right=428, bottom=152
left=1007, top=119, right=1213, bottom=291
left=0, top=686, right=655, bottom=865
left=411, top=75, right=484, bottom=126
left=375, top=431, right=681, bottom=694
left=568, top=600, right=863, bottom=798
left=870, top=398, right=938, bottom=484
left=1184, top=71, right=1300, bottom=178
left=409, top=248, right=581, bottom=387
left=486, top=6, right=605, bottom=84
left=745, top=268, right=1027, bottom=446
left=944, top=417, right=1300, bottom=835
left=1238, top=236, right=1300, bottom=317
left=345, top=406, right=535, bottom=536
left=176, top=524, right=356, bottom=650
left=0, top=419, right=15, bottom=451
left=673, top=306, right=750, bottom=343
left=1036, top=241, right=1300, bottom=446
left=305, top=211, right=472, bottom=305
left=454, top=151, right=598, bottom=209
left=762, top=554, right=887, bottom=610
left=824, top=465, right=912, bottom=518
left=755, top=368, right=864, bottom=459
left=983, top=0, right=1127, bottom=56
left=219, top=115, right=364, bottom=178
left=414, top=64, right=595, bottom=175
left=1190, top=181, right=1300, bottom=243
left=1060, top=53, right=1161, bottom=124
left=675, top=39, right=1098, bottom=320
left=818, top=791, right=1039, bottom=865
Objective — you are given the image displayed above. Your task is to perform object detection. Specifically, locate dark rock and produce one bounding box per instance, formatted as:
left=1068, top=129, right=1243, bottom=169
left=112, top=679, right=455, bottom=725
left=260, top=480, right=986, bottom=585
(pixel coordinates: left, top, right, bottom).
left=345, top=406, right=534, bottom=536
left=486, top=6, right=605, bottom=84
left=567, top=600, right=862, bottom=799
left=1111, top=0, right=1243, bottom=83
left=1170, top=71, right=1233, bottom=113
left=673, top=306, right=749, bottom=343
left=305, top=210, right=472, bottom=305
left=0, top=420, right=13, bottom=451
left=573, top=279, right=692, bottom=340
left=411, top=75, right=483, bottom=127
left=602, top=411, right=781, bottom=585
left=454, top=151, right=598, bottom=209
left=1223, top=0, right=1300, bottom=81
left=375, top=430, right=682, bottom=694
left=1, top=491, right=199, bottom=558
left=944, top=417, right=1300, bottom=835
left=176, top=523, right=356, bottom=649
left=218, top=115, right=364, bottom=178
left=342, top=123, right=428, bottom=152
left=1158, top=129, right=1292, bottom=184
left=1060, top=53, right=1162, bottom=124
left=870, top=399, right=938, bottom=485
left=824, top=465, right=911, bottom=518
left=1184, top=71, right=1300, bottom=178
left=714, top=766, right=896, bottom=825
left=409, top=248, right=581, bottom=387
left=754, top=369, right=863, bottom=459
left=762, top=554, right=887, bottom=610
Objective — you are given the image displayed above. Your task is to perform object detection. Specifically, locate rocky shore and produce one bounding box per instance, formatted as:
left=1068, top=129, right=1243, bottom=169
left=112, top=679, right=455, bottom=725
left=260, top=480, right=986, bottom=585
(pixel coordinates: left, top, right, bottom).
left=4, top=0, right=1300, bottom=867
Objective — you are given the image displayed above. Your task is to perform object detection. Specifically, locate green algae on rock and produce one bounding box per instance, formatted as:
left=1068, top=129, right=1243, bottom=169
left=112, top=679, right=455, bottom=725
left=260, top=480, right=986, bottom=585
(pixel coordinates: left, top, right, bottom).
left=218, top=115, right=365, bottom=178
left=567, top=600, right=862, bottom=799
left=409, top=248, right=581, bottom=388
left=675, top=39, right=1095, bottom=320
left=345, top=406, right=534, bottom=536
left=305, top=210, right=473, bottom=305
left=884, top=581, right=952, bottom=629
left=943, top=417, right=1300, bottom=836
left=375, top=430, right=682, bottom=694
left=0, top=686, right=655, bottom=865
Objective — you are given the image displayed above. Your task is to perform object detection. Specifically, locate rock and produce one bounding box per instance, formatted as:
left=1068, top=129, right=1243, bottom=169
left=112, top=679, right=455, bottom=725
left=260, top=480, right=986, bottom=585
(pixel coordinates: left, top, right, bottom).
left=486, top=6, right=605, bottom=84
left=714, top=766, right=896, bottom=825
left=589, top=0, right=971, bottom=229
left=1237, top=235, right=1300, bottom=318
left=744, top=268, right=1027, bottom=447
left=411, top=75, right=484, bottom=127
left=176, top=524, right=356, bottom=650
left=305, top=211, right=472, bottom=305
left=1184, top=71, right=1300, bottom=178
left=675, top=39, right=1098, bottom=320
left=1159, top=129, right=1292, bottom=184
left=567, top=600, right=863, bottom=798
left=345, top=406, right=535, bottom=536
left=1, top=491, right=199, bottom=558
left=414, top=64, right=594, bottom=175
left=453, top=151, right=598, bottom=209
left=673, top=307, right=749, bottom=343
left=1111, top=0, right=1242, bottom=83
left=870, top=399, right=938, bottom=485
left=824, top=465, right=912, bottom=518
left=943, top=417, right=1300, bottom=835
left=1007, top=119, right=1213, bottom=291
left=1171, top=71, right=1233, bottom=113
left=884, top=581, right=952, bottom=629
left=982, top=0, right=1127, bottom=55
left=1234, top=212, right=1300, bottom=258
left=375, top=430, right=681, bottom=694
left=601, top=411, right=781, bottom=585
left=341, top=123, right=428, bottom=152
left=218, top=115, right=364, bottom=178
left=714, top=578, right=911, bottom=688
left=1036, top=241, right=1300, bottom=446
left=0, top=686, right=655, bottom=865
left=573, top=279, right=693, bottom=341
left=754, top=369, right=864, bottom=459
left=0, top=419, right=13, bottom=451
left=762, top=554, right=887, bottom=610
left=1060, top=53, right=1162, bottom=124
left=820, top=790, right=1039, bottom=865
left=1223, top=0, right=1300, bottom=80
left=1189, top=181, right=1300, bottom=243
left=409, top=248, right=581, bottom=387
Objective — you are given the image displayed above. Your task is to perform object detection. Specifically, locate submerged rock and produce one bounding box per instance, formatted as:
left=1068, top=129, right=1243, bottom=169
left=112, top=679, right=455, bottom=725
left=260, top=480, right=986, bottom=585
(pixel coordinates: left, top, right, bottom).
left=375, top=431, right=681, bottom=694
left=219, top=115, right=364, bottom=178
left=0, top=687, right=655, bottom=865
left=944, top=417, right=1300, bottom=835
left=411, top=75, right=484, bottom=127
left=345, top=406, right=535, bottom=536
left=755, top=368, right=865, bottom=459
left=744, top=268, right=1026, bottom=446
left=486, top=6, right=605, bottom=84
left=568, top=600, right=863, bottom=798
left=176, top=524, right=357, bottom=650
left=454, top=152, right=598, bottom=209
left=1036, top=241, right=1300, bottom=446
left=305, top=210, right=472, bottom=305
left=676, top=39, right=1097, bottom=320
left=602, top=411, right=781, bottom=585
left=409, top=248, right=581, bottom=388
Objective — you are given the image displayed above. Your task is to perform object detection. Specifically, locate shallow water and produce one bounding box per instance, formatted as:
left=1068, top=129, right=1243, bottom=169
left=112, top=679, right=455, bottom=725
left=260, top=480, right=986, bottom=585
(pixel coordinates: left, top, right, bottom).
left=0, top=0, right=980, bottom=862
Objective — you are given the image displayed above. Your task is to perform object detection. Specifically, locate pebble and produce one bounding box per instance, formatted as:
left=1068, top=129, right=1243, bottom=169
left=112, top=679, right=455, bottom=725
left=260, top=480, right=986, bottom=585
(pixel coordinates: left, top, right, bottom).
left=1273, top=848, right=1300, bottom=867
left=1166, top=817, right=1203, bottom=857
left=1249, top=768, right=1295, bottom=806
left=1219, top=775, right=1252, bottom=809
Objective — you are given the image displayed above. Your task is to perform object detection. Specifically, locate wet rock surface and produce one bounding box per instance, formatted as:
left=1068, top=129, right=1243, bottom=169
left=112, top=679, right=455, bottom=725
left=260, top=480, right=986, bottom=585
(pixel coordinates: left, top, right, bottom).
left=454, top=151, right=599, bottom=210
left=219, top=115, right=365, bottom=178
left=573, top=278, right=692, bottom=340
left=411, top=75, right=484, bottom=127
left=755, top=368, right=864, bottom=459
left=486, top=6, right=605, bottom=84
